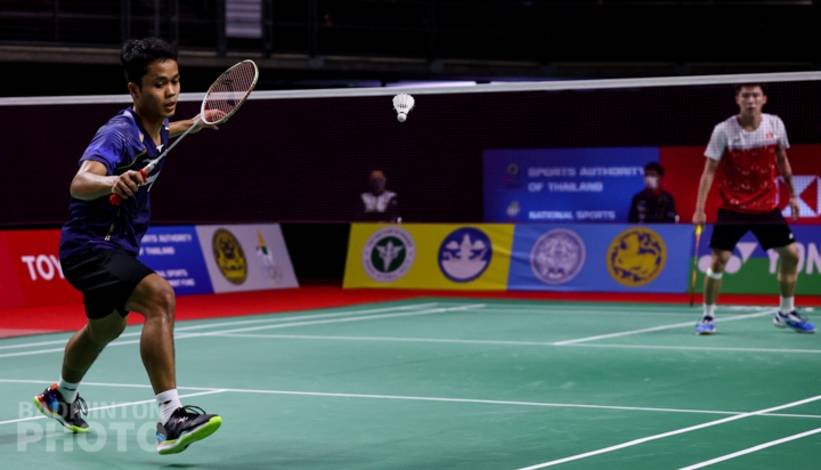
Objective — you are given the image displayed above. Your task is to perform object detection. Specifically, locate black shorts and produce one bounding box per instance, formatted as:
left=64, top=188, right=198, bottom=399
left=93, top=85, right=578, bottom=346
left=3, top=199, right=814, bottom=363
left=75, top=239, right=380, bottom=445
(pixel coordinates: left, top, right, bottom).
left=60, top=249, right=154, bottom=319
left=709, top=208, right=795, bottom=252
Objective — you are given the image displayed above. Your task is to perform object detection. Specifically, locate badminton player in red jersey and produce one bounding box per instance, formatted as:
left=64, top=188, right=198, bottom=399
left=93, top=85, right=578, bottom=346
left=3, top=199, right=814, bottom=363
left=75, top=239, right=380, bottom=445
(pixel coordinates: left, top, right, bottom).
left=693, top=83, right=814, bottom=335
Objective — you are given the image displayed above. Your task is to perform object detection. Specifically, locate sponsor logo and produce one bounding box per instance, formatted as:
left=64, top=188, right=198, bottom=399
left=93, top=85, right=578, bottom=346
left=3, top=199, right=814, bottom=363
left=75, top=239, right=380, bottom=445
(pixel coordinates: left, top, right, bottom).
left=530, top=229, right=586, bottom=285
left=607, top=227, right=666, bottom=287
left=438, top=227, right=492, bottom=282
left=362, top=227, right=415, bottom=282
left=779, top=176, right=820, bottom=218
left=212, top=228, right=247, bottom=285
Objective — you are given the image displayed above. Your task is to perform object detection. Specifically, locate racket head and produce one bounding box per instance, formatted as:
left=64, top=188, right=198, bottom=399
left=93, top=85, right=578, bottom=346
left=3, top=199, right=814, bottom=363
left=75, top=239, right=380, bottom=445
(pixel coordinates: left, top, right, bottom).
left=200, top=59, right=259, bottom=126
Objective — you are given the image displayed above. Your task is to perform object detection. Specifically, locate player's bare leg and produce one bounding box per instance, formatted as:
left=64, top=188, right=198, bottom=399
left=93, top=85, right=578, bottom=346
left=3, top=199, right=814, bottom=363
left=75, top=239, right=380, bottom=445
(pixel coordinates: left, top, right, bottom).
left=127, top=273, right=222, bottom=454
left=776, top=243, right=799, bottom=298
left=62, top=313, right=128, bottom=383
left=126, top=274, right=177, bottom=394
left=773, top=243, right=814, bottom=333
left=696, top=249, right=731, bottom=335
left=34, top=313, right=127, bottom=432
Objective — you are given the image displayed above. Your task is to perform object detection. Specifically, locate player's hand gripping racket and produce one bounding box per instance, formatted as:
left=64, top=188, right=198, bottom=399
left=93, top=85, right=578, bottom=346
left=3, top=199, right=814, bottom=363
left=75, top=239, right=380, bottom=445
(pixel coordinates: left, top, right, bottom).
left=110, top=59, right=259, bottom=205
left=688, top=224, right=704, bottom=307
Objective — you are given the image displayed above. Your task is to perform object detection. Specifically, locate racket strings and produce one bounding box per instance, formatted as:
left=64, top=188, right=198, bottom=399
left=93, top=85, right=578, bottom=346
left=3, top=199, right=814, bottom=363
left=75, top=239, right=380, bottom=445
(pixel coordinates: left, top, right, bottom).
left=203, top=61, right=257, bottom=123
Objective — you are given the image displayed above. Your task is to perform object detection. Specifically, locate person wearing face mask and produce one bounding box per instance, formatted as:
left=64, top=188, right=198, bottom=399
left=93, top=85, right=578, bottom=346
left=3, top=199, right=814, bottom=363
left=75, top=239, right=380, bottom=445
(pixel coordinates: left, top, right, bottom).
left=628, top=162, right=679, bottom=224
left=356, top=169, right=401, bottom=222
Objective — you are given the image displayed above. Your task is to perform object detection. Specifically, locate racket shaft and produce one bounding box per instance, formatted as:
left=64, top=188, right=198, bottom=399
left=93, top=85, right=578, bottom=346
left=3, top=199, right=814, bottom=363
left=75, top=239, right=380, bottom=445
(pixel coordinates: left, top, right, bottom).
left=108, top=122, right=199, bottom=205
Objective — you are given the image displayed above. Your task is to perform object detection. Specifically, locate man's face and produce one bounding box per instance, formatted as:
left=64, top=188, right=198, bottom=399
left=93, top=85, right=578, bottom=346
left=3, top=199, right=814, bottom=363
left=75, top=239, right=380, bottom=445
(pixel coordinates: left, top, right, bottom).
left=735, top=86, right=767, bottom=115
left=369, top=175, right=386, bottom=192
left=644, top=169, right=660, bottom=189
left=131, top=59, right=180, bottom=120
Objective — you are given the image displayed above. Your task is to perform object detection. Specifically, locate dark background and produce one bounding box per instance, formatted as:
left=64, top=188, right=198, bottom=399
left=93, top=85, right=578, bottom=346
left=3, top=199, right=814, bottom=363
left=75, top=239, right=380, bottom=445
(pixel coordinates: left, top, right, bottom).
left=1, top=0, right=819, bottom=283
left=0, top=1, right=819, bottom=97
left=3, top=81, right=819, bottom=226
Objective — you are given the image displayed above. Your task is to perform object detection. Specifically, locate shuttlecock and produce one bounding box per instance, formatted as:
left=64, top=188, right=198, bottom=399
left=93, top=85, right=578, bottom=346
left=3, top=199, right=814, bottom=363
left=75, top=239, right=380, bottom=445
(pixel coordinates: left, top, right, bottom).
left=393, top=93, right=415, bottom=122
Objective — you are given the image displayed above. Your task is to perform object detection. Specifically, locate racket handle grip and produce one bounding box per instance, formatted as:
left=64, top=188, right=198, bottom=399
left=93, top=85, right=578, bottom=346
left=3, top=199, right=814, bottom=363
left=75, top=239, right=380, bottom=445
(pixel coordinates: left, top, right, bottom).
left=108, top=169, right=148, bottom=206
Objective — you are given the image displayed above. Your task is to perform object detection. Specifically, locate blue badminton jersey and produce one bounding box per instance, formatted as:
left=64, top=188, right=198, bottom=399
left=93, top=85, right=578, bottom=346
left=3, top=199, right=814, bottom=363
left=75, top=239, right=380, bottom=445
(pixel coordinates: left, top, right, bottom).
left=60, top=108, right=170, bottom=258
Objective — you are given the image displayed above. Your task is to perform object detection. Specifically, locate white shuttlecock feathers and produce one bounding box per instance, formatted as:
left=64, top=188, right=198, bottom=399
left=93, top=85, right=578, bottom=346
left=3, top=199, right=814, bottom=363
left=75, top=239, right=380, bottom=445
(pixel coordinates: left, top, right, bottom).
left=392, top=93, right=415, bottom=122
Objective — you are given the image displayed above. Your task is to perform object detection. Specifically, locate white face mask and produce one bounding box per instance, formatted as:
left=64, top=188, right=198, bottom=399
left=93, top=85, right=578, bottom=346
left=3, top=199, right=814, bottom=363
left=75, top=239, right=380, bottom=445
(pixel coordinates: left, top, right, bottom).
left=644, top=176, right=659, bottom=189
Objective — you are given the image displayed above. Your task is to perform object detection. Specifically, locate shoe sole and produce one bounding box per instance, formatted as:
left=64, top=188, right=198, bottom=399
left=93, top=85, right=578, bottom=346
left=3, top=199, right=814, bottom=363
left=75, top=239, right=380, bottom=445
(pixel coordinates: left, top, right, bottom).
left=774, top=319, right=815, bottom=333
left=789, top=327, right=816, bottom=334
left=32, top=396, right=89, bottom=433
left=158, top=416, right=222, bottom=455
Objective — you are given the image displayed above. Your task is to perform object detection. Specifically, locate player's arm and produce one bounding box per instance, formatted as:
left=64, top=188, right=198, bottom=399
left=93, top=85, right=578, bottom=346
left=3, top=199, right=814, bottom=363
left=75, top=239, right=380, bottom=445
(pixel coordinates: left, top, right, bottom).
left=168, top=116, right=199, bottom=137
left=70, top=160, right=145, bottom=201
left=168, top=109, right=225, bottom=137
left=692, top=158, right=719, bottom=225
left=776, top=147, right=800, bottom=221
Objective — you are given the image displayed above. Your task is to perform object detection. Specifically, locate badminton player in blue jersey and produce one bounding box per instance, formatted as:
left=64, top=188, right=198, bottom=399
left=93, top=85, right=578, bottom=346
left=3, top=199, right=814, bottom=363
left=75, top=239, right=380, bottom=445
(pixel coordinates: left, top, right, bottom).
left=34, top=38, right=222, bottom=455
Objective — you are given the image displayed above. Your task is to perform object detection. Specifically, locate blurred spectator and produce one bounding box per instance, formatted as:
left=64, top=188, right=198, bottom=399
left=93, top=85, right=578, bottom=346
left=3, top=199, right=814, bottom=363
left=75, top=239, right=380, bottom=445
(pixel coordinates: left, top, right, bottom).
left=628, top=162, right=679, bottom=223
left=356, top=170, right=400, bottom=222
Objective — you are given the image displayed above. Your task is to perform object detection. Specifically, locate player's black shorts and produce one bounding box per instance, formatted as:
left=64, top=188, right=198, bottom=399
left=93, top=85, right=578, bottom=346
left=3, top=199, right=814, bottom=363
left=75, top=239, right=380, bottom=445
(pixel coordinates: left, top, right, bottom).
left=709, top=208, right=795, bottom=252
left=60, top=248, right=154, bottom=319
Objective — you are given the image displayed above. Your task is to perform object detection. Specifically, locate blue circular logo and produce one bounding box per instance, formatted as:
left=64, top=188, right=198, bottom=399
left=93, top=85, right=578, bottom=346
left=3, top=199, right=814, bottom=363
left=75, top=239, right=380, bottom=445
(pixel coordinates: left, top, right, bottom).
left=530, top=229, right=586, bottom=285
left=438, top=227, right=493, bottom=282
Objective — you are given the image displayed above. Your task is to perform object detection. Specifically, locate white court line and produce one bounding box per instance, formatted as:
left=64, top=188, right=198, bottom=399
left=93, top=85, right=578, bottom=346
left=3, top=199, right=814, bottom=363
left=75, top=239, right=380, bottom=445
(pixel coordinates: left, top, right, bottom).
left=678, top=427, right=821, bottom=469
left=568, top=343, right=821, bottom=355
left=163, top=302, right=439, bottom=335
left=0, top=389, right=224, bottom=426
left=466, top=307, right=697, bottom=317
left=515, top=394, right=821, bottom=470
left=215, top=332, right=559, bottom=346
left=193, top=304, right=484, bottom=337
left=212, top=332, right=821, bottom=356
left=0, top=338, right=75, bottom=351
left=552, top=310, right=776, bottom=346
left=0, top=303, right=478, bottom=359
left=3, top=379, right=820, bottom=421
left=0, top=302, right=439, bottom=352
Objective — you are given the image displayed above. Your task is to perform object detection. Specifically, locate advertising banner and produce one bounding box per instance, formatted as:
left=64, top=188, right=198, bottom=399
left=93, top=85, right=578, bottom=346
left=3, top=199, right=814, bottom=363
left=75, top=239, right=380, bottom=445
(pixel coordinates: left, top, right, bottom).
left=196, top=224, right=299, bottom=293
left=483, top=147, right=657, bottom=223
left=508, top=224, right=692, bottom=292
left=0, top=229, right=79, bottom=309
left=343, top=223, right=514, bottom=290
left=138, top=226, right=213, bottom=295
left=693, top=225, right=821, bottom=295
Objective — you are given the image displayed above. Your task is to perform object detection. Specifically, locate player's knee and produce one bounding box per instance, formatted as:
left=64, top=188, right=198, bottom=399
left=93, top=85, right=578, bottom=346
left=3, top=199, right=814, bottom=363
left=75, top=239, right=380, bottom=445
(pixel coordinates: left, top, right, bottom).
left=781, top=245, right=800, bottom=265
left=144, top=284, right=176, bottom=319
left=88, top=319, right=126, bottom=347
left=711, top=255, right=729, bottom=272
left=155, top=286, right=176, bottom=314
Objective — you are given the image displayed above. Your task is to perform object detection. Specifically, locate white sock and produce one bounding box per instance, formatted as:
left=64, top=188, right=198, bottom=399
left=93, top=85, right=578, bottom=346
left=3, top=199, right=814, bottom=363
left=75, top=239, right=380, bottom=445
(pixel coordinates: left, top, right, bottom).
left=703, top=304, right=716, bottom=320
left=780, top=296, right=795, bottom=313
left=156, top=389, right=182, bottom=425
left=57, top=377, right=80, bottom=403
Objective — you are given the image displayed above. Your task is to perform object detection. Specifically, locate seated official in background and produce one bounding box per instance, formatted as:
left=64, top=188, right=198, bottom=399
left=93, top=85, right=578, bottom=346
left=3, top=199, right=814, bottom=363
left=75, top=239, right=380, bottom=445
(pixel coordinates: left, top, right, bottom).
left=356, top=170, right=400, bottom=222
left=628, top=162, right=679, bottom=223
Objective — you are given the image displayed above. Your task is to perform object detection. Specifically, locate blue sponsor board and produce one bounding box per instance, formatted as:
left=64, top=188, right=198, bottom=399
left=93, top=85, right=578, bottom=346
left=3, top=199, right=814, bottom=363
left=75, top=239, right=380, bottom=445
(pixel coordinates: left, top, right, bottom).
left=138, top=225, right=213, bottom=295
left=483, top=147, right=658, bottom=223
left=509, top=224, right=692, bottom=292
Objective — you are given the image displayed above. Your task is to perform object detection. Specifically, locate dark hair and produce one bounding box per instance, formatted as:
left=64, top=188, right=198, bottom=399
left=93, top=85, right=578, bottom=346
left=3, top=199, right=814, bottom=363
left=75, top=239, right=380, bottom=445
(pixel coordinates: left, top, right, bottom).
left=735, top=83, right=767, bottom=95
left=644, top=162, right=664, bottom=177
left=121, top=38, right=177, bottom=86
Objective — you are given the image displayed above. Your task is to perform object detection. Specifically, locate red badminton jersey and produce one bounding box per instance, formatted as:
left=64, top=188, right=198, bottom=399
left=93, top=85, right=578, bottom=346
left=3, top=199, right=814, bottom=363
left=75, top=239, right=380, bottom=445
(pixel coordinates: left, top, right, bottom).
left=704, top=113, right=790, bottom=214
